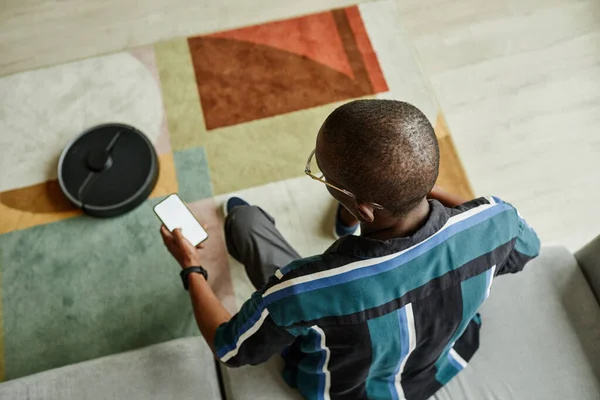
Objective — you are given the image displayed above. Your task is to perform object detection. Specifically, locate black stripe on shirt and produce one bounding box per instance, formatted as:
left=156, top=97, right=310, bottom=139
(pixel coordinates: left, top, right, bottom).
left=401, top=284, right=463, bottom=400
left=321, top=323, right=372, bottom=400
left=452, top=318, right=480, bottom=363
left=404, top=284, right=463, bottom=377
left=402, top=364, right=443, bottom=400
left=449, top=197, right=492, bottom=216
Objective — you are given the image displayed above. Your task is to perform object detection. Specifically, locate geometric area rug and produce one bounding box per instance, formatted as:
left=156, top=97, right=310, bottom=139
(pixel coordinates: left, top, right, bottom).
left=0, top=0, right=472, bottom=381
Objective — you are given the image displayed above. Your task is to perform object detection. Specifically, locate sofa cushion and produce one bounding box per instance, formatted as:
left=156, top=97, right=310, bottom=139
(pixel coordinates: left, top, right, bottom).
left=0, top=337, right=221, bottom=400
left=220, top=356, right=304, bottom=400
left=434, top=246, right=600, bottom=399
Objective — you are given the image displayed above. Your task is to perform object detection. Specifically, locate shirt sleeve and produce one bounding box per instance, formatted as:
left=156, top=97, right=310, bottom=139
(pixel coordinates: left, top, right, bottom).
left=214, top=289, right=297, bottom=367
left=496, top=201, right=541, bottom=276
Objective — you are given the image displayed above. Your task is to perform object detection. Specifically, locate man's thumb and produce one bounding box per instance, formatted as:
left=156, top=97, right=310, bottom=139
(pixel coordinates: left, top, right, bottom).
left=173, top=228, right=184, bottom=241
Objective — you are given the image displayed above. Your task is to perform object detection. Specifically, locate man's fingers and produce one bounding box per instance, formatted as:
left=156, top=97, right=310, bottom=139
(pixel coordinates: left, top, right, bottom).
left=160, top=225, right=172, bottom=240
left=195, top=242, right=205, bottom=249
left=173, top=228, right=193, bottom=246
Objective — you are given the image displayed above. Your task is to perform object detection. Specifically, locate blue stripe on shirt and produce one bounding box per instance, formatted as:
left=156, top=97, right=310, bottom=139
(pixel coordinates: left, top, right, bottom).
left=264, top=203, right=511, bottom=306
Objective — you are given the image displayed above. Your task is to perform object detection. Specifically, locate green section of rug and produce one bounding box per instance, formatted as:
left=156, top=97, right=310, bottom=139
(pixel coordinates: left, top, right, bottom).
left=0, top=199, right=198, bottom=380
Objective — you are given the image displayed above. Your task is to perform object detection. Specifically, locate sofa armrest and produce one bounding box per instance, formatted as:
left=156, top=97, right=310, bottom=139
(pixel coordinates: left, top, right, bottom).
left=575, top=234, right=600, bottom=304
left=0, top=338, right=222, bottom=400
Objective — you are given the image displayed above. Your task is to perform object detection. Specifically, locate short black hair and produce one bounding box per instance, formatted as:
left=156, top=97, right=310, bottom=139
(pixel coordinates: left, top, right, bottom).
left=320, top=99, right=439, bottom=216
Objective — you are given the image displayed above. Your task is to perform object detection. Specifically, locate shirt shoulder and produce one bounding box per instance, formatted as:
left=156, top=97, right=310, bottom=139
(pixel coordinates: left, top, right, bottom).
left=261, top=252, right=361, bottom=327
left=449, top=196, right=500, bottom=214
left=271, top=251, right=359, bottom=282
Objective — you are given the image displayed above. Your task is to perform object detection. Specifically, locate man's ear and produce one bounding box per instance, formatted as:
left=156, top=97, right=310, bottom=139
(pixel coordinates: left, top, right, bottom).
left=355, top=202, right=375, bottom=223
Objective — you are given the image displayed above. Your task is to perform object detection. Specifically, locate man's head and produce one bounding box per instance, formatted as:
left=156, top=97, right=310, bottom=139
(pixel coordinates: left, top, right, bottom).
left=315, top=99, right=439, bottom=222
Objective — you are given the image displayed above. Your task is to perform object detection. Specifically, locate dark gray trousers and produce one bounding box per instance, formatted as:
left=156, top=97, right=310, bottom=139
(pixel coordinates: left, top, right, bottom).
left=224, top=206, right=301, bottom=290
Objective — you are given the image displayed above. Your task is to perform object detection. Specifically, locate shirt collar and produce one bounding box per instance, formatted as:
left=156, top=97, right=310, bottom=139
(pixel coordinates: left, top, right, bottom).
left=326, top=200, right=450, bottom=259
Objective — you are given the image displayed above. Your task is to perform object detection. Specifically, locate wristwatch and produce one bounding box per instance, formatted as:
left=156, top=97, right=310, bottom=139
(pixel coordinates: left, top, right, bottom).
left=180, top=266, right=208, bottom=291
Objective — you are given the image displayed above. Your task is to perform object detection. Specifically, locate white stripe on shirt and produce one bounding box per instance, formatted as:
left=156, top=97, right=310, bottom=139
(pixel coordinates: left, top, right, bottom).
left=312, top=326, right=331, bottom=400
left=220, top=309, right=270, bottom=362
left=394, top=303, right=417, bottom=400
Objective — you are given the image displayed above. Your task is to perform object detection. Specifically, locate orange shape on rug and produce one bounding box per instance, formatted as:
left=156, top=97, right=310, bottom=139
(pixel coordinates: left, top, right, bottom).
left=188, top=6, right=388, bottom=130
left=209, top=11, right=354, bottom=79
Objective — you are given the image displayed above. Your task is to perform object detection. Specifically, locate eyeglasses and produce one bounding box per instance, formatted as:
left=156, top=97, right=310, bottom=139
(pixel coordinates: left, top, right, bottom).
left=304, top=149, right=384, bottom=210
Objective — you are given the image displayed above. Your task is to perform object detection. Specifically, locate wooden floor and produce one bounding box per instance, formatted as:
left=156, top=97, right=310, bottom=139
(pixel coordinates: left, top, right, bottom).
left=397, top=0, right=600, bottom=250
left=0, top=0, right=359, bottom=77
left=1, top=0, right=599, bottom=250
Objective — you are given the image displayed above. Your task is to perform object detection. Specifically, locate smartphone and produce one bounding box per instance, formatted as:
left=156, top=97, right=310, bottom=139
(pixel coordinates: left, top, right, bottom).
left=153, top=194, right=208, bottom=246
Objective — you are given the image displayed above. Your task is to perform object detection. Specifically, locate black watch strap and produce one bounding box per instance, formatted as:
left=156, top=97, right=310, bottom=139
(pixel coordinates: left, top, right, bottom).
left=180, top=266, right=208, bottom=291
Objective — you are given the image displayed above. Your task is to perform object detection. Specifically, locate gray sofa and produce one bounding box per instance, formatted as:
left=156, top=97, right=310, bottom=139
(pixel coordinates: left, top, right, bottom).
left=2, top=240, right=600, bottom=399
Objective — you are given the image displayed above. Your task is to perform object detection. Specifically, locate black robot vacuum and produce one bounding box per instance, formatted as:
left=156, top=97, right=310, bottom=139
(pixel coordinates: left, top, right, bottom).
left=58, top=123, right=159, bottom=218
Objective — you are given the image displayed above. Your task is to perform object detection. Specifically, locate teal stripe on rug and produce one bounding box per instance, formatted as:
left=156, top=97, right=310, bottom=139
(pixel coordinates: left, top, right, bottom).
left=173, top=146, right=213, bottom=203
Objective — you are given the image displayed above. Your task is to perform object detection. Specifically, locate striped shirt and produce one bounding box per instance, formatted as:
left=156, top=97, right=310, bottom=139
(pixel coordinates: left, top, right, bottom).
left=215, top=197, right=541, bottom=400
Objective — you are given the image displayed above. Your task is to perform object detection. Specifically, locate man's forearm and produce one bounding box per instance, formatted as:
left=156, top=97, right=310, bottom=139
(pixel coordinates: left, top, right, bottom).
left=428, top=185, right=467, bottom=208
left=187, top=273, right=232, bottom=356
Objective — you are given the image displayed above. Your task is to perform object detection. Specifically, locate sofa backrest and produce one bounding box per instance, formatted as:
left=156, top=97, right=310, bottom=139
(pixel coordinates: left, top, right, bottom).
left=576, top=234, right=600, bottom=305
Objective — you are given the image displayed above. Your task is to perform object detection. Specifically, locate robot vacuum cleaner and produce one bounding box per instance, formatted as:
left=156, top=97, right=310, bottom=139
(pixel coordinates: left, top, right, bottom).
left=58, top=123, right=159, bottom=218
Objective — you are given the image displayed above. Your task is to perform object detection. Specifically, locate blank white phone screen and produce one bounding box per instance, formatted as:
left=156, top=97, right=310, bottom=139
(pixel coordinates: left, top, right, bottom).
left=154, top=194, right=208, bottom=246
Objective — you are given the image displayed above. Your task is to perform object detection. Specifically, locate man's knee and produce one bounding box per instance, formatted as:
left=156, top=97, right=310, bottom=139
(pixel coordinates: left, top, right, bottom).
left=225, top=206, right=271, bottom=237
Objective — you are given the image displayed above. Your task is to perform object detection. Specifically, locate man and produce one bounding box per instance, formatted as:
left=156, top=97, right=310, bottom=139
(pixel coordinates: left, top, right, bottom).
left=161, top=100, right=540, bottom=400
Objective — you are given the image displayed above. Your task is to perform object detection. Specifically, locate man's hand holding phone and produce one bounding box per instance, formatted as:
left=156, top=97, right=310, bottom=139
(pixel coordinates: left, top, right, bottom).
left=154, top=193, right=210, bottom=269
left=160, top=226, right=204, bottom=269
